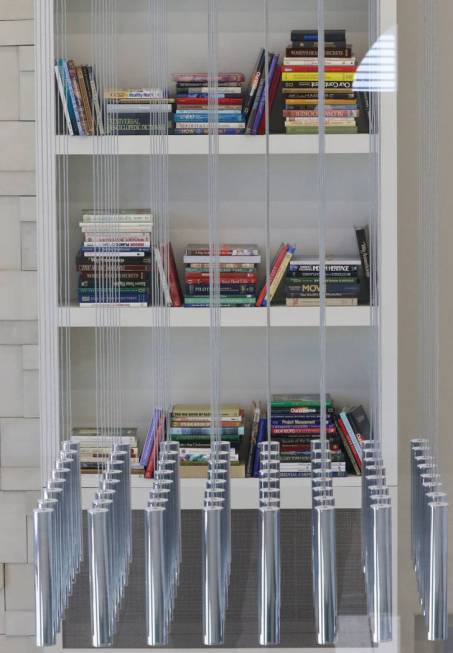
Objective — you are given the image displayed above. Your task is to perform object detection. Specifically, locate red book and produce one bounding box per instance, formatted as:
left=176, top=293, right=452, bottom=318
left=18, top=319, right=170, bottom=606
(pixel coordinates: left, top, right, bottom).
left=255, top=243, right=288, bottom=307
left=144, top=415, right=165, bottom=478
left=272, top=427, right=337, bottom=435
left=185, top=272, right=257, bottom=283
left=176, top=97, right=242, bottom=105
left=258, top=66, right=282, bottom=135
left=282, top=65, right=356, bottom=73
left=166, top=243, right=183, bottom=307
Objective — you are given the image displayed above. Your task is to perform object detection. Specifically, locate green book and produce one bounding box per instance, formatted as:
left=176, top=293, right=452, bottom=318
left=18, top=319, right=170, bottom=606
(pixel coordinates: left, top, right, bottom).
left=184, top=296, right=255, bottom=306
left=271, top=393, right=333, bottom=408
left=285, top=125, right=358, bottom=134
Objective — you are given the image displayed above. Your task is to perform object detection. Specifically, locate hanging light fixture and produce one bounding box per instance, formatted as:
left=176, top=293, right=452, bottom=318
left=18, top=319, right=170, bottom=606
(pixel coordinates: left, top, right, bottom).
left=34, top=443, right=83, bottom=647
left=310, top=3, right=337, bottom=645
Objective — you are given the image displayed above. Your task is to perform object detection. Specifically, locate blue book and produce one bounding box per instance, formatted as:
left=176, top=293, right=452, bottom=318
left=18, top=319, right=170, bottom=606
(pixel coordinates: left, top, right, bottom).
left=60, top=59, right=83, bottom=135
left=175, top=113, right=245, bottom=123
left=252, top=417, right=267, bottom=477
left=174, top=128, right=244, bottom=135
left=140, top=409, right=160, bottom=466
left=340, top=410, right=363, bottom=462
left=56, top=59, right=77, bottom=134
left=252, top=53, right=279, bottom=135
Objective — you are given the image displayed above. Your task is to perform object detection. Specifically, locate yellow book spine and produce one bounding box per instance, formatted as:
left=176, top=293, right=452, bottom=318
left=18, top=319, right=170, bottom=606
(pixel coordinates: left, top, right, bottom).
left=269, top=250, right=294, bottom=300
left=285, top=99, right=357, bottom=105
left=281, top=72, right=355, bottom=82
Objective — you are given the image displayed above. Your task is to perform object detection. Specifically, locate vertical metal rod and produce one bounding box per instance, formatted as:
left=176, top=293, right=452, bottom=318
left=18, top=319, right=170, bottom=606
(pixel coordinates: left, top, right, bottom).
left=145, top=506, right=168, bottom=646
left=34, top=508, right=55, bottom=647
left=88, top=508, right=112, bottom=648
left=258, top=506, right=281, bottom=646
left=427, top=500, right=448, bottom=641
left=203, top=505, right=224, bottom=646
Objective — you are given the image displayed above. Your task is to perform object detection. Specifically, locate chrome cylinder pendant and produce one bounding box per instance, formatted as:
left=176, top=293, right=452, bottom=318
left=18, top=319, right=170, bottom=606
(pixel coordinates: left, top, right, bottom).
left=88, top=508, right=112, bottom=648
left=145, top=505, right=168, bottom=646
left=410, top=439, right=448, bottom=640
left=369, top=502, right=392, bottom=643
left=258, top=442, right=281, bottom=646
left=312, top=504, right=337, bottom=645
left=203, top=505, right=224, bottom=646
left=34, top=507, right=55, bottom=647
left=258, top=506, right=281, bottom=646
left=427, top=500, right=448, bottom=641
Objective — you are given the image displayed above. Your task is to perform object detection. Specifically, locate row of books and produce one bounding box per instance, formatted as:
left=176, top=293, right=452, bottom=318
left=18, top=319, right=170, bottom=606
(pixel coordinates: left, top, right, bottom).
left=281, top=29, right=362, bottom=134
left=247, top=395, right=369, bottom=477
left=76, top=210, right=183, bottom=307
left=183, top=244, right=261, bottom=307
left=174, top=73, right=246, bottom=135
left=74, top=219, right=369, bottom=308
left=75, top=396, right=368, bottom=479
left=71, top=427, right=142, bottom=473
left=56, top=32, right=369, bottom=137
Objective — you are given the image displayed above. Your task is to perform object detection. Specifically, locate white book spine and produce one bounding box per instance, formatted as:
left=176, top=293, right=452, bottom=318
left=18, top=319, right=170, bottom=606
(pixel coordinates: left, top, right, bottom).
left=54, top=65, right=74, bottom=136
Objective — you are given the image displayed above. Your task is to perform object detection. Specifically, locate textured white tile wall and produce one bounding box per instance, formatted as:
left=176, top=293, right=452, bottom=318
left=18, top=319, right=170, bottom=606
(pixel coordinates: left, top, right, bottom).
left=0, top=1, right=38, bottom=646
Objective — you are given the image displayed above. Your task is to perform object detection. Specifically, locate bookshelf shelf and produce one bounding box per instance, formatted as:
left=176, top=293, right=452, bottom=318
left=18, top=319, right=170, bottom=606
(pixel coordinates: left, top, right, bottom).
left=80, top=474, right=364, bottom=510
left=58, top=305, right=371, bottom=328
left=55, top=134, right=370, bottom=156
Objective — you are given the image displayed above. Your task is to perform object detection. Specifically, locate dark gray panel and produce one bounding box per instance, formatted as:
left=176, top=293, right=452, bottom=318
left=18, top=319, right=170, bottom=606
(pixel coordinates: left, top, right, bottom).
left=63, top=509, right=371, bottom=648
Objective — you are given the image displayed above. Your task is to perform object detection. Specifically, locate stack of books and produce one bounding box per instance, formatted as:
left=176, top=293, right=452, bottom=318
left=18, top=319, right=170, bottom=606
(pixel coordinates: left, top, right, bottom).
left=281, top=29, right=359, bottom=134
left=284, top=257, right=362, bottom=306
left=170, top=404, right=247, bottom=478
left=55, top=58, right=103, bottom=135
left=244, top=50, right=281, bottom=135
left=173, top=73, right=246, bottom=135
left=76, top=209, right=152, bottom=306
left=71, top=427, right=141, bottom=474
left=183, top=244, right=261, bottom=307
left=104, top=88, right=174, bottom=135
left=262, top=394, right=346, bottom=478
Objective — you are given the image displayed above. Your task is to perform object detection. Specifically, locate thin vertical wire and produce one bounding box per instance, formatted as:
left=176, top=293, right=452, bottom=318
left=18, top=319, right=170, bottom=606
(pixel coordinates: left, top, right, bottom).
left=208, top=0, right=220, bottom=487
left=317, top=0, right=327, bottom=495
left=263, top=0, right=272, bottom=502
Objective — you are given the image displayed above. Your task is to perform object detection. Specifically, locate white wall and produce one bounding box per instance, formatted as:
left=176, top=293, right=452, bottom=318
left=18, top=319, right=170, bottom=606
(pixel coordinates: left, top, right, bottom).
left=0, top=1, right=39, bottom=650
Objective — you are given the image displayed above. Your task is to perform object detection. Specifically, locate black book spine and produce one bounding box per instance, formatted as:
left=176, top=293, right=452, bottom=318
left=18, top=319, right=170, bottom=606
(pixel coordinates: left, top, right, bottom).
left=286, top=46, right=352, bottom=58
left=290, top=29, right=346, bottom=42
left=354, top=226, right=370, bottom=304
left=243, top=49, right=265, bottom=120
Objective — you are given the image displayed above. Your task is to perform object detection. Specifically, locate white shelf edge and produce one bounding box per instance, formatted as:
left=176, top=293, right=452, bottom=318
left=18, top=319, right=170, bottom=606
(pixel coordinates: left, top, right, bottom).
left=58, top=305, right=371, bottom=328
left=55, top=134, right=370, bottom=156
left=81, top=475, right=368, bottom=510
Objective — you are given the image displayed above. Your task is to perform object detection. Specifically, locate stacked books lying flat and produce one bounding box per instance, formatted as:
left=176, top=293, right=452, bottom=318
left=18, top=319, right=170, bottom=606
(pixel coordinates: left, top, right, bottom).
left=76, top=210, right=152, bottom=306
left=248, top=395, right=346, bottom=478
left=244, top=49, right=281, bottom=135
left=173, top=73, right=246, bottom=135
left=169, top=404, right=247, bottom=478
left=335, top=405, right=369, bottom=475
left=282, top=29, right=360, bottom=134
left=285, top=257, right=362, bottom=306
left=104, top=88, right=174, bottom=135
left=183, top=244, right=261, bottom=307
left=71, top=427, right=141, bottom=473
left=55, top=58, right=103, bottom=135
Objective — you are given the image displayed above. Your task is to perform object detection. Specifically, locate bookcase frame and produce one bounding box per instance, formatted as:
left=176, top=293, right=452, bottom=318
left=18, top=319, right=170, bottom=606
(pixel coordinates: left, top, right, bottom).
left=36, top=0, right=398, bottom=650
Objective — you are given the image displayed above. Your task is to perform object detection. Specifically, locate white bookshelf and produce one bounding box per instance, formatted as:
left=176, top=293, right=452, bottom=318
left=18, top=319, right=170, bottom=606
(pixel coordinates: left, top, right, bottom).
left=81, top=474, right=363, bottom=510
left=56, top=134, right=371, bottom=156
left=37, top=0, right=398, bottom=487
left=59, top=305, right=371, bottom=328
left=36, top=0, right=398, bottom=648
